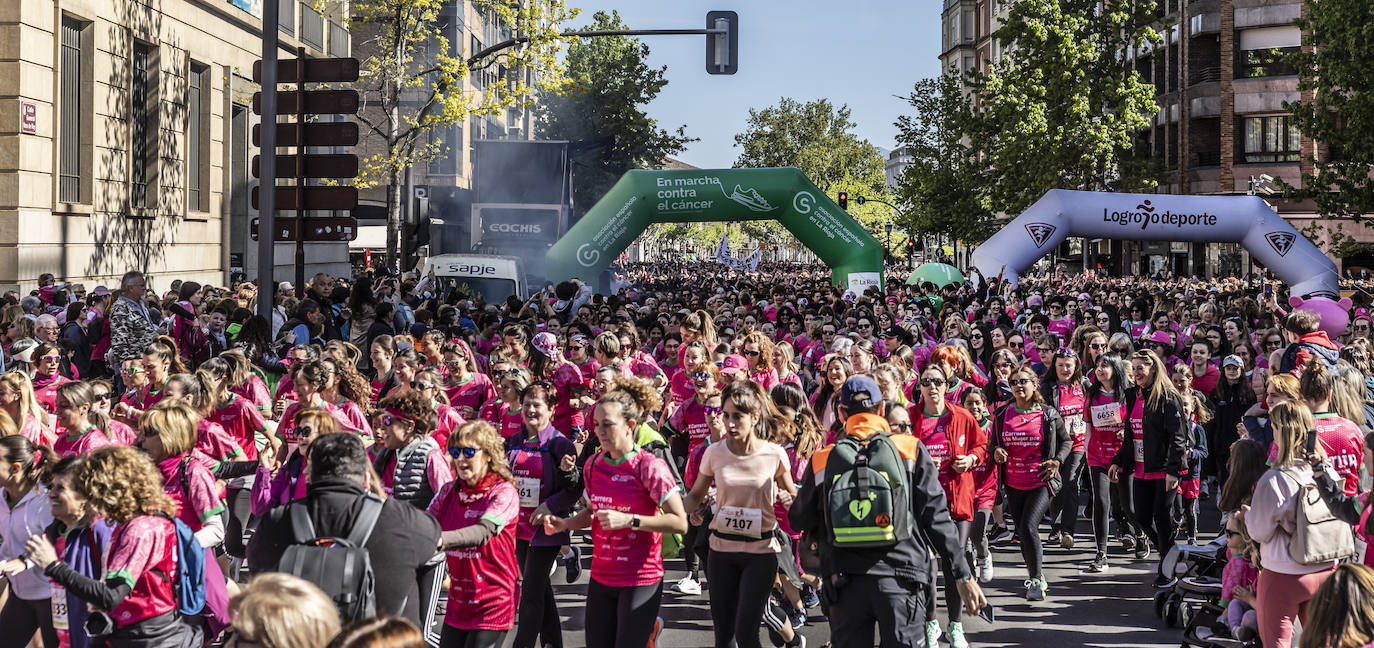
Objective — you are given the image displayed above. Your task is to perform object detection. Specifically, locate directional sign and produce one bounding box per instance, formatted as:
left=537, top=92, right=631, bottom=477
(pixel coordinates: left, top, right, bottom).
left=856, top=195, right=868, bottom=206
left=251, top=216, right=359, bottom=242
left=252, top=89, right=359, bottom=115
left=252, top=57, right=360, bottom=84
left=251, top=185, right=358, bottom=210
left=252, top=154, right=358, bottom=179
left=252, top=122, right=359, bottom=147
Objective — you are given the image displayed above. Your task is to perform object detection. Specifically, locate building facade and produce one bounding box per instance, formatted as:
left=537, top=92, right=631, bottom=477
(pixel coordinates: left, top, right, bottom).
left=0, top=0, right=353, bottom=293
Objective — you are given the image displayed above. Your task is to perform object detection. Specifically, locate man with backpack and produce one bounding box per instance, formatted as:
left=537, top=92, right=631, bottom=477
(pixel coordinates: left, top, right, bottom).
left=790, top=376, right=986, bottom=648
left=247, top=432, right=441, bottom=627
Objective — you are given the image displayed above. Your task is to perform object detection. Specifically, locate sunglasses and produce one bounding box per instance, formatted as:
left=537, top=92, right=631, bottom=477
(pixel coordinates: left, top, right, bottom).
left=919, top=378, right=945, bottom=387
left=568, top=345, right=586, bottom=351
left=1356, top=325, right=1371, bottom=331
left=703, top=405, right=723, bottom=415
left=890, top=422, right=914, bottom=433
left=822, top=330, right=836, bottom=335
left=448, top=446, right=479, bottom=459
left=122, top=366, right=144, bottom=374
left=858, top=323, right=873, bottom=329
left=1010, top=378, right=1034, bottom=386
left=41, top=354, right=61, bottom=362
left=1266, top=339, right=1283, bottom=348
left=379, top=414, right=410, bottom=427
left=1009, top=341, right=1024, bottom=347
left=1089, top=342, right=1106, bottom=350
left=297, top=425, right=314, bottom=438
left=689, top=372, right=711, bottom=381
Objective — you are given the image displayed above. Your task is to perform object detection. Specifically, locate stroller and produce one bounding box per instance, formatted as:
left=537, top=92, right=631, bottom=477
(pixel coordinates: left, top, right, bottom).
left=1152, top=536, right=1227, bottom=629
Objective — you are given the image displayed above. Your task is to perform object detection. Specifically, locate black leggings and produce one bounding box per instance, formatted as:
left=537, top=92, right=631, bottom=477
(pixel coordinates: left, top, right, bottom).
left=707, top=550, right=778, bottom=648
left=0, top=593, right=57, bottom=648
left=1089, top=466, right=1136, bottom=552
left=584, top=579, right=663, bottom=648
left=1134, top=477, right=1175, bottom=568
left=939, top=519, right=973, bottom=622
left=438, top=626, right=508, bottom=648
left=969, top=507, right=993, bottom=560
left=224, top=486, right=255, bottom=559
left=1006, top=486, right=1053, bottom=581
left=1049, top=451, right=1086, bottom=536
left=513, top=541, right=563, bottom=648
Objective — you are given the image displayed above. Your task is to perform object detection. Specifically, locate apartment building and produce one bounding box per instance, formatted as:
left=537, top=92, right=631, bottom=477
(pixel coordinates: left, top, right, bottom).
left=941, top=0, right=1370, bottom=278
left=0, top=0, right=352, bottom=292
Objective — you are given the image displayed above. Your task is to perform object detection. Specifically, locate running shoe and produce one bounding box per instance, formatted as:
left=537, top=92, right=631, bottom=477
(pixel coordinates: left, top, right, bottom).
left=1024, top=578, right=1047, bottom=601
left=1087, top=553, right=1109, bottom=573
left=801, top=585, right=820, bottom=609
left=988, top=525, right=1011, bottom=544
left=788, top=606, right=807, bottom=629
left=1046, top=530, right=1061, bottom=546
left=646, top=616, right=663, bottom=648
left=1134, top=536, right=1151, bottom=560
left=674, top=574, right=702, bottom=596
left=977, top=553, right=995, bottom=583
left=925, top=620, right=942, bottom=646
left=1120, top=533, right=1137, bottom=550
left=562, top=544, right=582, bottom=584
left=948, top=620, right=969, bottom=648
left=1060, top=532, right=1075, bottom=550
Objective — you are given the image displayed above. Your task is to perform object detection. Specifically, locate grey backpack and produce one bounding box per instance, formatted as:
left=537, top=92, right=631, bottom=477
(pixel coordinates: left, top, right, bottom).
left=1277, top=463, right=1355, bottom=565
left=278, top=492, right=384, bottom=622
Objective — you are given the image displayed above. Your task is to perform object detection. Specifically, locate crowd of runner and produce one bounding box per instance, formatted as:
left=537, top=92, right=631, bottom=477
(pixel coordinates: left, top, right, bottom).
left=2, top=262, right=1374, bottom=648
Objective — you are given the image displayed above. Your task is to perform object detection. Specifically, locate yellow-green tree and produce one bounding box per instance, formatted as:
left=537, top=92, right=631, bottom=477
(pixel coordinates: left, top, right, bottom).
left=347, top=0, right=578, bottom=267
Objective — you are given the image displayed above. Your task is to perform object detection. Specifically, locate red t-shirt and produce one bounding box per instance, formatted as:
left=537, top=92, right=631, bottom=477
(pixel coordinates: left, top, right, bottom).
left=427, top=478, right=520, bottom=631
left=54, top=425, right=111, bottom=458
left=1316, top=412, right=1365, bottom=497
left=584, top=449, right=680, bottom=587
left=1002, top=407, right=1046, bottom=491
left=1057, top=383, right=1088, bottom=453
left=206, top=394, right=267, bottom=461
left=1085, top=391, right=1126, bottom=468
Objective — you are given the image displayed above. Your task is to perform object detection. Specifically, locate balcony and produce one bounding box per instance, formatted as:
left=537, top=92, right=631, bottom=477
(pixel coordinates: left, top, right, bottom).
left=1190, top=66, right=1221, bottom=85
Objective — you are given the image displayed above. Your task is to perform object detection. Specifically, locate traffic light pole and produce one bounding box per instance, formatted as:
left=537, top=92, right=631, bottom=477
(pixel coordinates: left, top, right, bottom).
left=294, top=47, right=307, bottom=297
left=256, top=0, right=279, bottom=322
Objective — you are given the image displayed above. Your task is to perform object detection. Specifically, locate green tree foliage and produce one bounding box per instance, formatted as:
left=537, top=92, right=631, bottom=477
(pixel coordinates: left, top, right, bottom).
left=894, top=74, right=997, bottom=246
left=536, top=10, right=695, bottom=211
left=346, top=0, right=577, bottom=266
left=1284, top=0, right=1374, bottom=221
left=729, top=98, right=893, bottom=244
left=971, top=0, right=1161, bottom=215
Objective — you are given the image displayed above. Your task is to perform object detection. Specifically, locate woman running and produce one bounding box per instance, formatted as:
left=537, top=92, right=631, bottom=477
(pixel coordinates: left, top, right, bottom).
left=683, top=380, right=798, bottom=648
left=251, top=407, right=337, bottom=515
left=373, top=389, right=452, bottom=510
left=990, top=366, right=1069, bottom=601
left=32, top=454, right=114, bottom=648
left=1041, top=349, right=1089, bottom=550
left=429, top=420, right=521, bottom=648
left=1084, top=353, right=1141, bottom=572
left=443, top=342, right=497, bottom=423
left=542, top=381, right=688, bottom=648
left=368, top=335, right=401, bottom=405
left=529, top=332, right=587, bottom=438
left=53, top=382, right=112, bottom=458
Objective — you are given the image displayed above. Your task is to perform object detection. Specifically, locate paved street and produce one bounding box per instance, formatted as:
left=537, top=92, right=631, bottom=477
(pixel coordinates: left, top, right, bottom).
left=516, top=514, right=1214, bottom=648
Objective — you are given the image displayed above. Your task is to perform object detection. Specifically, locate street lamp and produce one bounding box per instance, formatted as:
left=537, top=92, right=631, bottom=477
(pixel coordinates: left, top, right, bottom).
left=884, top=221, right=893, bottom=263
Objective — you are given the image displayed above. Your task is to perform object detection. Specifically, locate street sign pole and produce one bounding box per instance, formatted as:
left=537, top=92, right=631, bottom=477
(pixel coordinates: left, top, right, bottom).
left=294, top=47, right=307, bottom=297
left=256, top=0, right=278, bottom=322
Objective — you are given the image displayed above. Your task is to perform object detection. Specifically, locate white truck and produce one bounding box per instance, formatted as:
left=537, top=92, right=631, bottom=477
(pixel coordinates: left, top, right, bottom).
left=421, top=254, right=527, bottom=304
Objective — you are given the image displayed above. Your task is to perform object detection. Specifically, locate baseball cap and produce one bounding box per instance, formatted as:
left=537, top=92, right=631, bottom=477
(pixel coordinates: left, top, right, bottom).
left=1026, top=295, right=1044, bottom=307
left=839, top=375, right=883, bottom=410
left=1222, top=354, right=1244, bottom=369
left=720, top=354, right=748, bottom=375
left=883, top=325, right=906, bottom=339
left=91, top=286, right=111, bottom=297
left=1145, top=330, right=1173, bottom=345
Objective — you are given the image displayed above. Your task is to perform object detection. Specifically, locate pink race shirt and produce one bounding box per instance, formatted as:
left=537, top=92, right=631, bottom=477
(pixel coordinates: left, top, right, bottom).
left=916, top=411, right=955, bottom=487
left=54, top=426, right=111, bottom=458
left=446, top=373, right=497, bottom=417
left=668, top=398, right=711, bottom=456
left=206, top=394, right=268, bottom=461
left=1046, top=317, right=1075, bottom=340
left=1315, top=412, right=1365, bottom=496
left=427, top=479, right=520, bottom=631
left=1085, top=391, right=1126, bottom=468
left=585, top=449, right=680, bottom=587
left=1057, top=383, right=1088, bottom=453
left=1002, top=407, right=1046, bottom=491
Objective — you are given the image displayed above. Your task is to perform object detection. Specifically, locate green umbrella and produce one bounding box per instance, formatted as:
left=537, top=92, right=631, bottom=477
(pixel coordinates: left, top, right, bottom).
left=905, top=262, right=965, bottom=287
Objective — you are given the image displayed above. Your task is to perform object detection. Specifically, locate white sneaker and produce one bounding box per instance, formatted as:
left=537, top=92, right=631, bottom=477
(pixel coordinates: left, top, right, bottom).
left=925, top=620, right=942, bottom=646
left=674, top=575, right=702, bottom=595
left=977, top=553, right=995, bottom=583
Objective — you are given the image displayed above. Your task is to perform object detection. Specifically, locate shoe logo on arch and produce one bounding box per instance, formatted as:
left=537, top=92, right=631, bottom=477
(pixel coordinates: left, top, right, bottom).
left=1137, top=200, right=1156, bottom=213
left=1025, top=223, right=1057, bottom=248
left=1266, top=231, right=1295, bottom=257
left=729, top=185, right=776, bottom=212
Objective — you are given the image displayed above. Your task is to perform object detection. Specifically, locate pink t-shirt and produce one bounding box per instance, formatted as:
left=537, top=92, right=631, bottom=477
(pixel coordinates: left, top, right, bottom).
left=278, top=400, right=348, bottom=446
left=427, top=478, right=520, bottom=631
left=748, top=368, right=780, bottom=391
left=1046, top=317, right=1075, bottom=340
left=157, top=453, right=225, bottom=531
left=1057, top=383, right=1088, bottom=453
left=430, top=404, right=465, bottom=449
left=1315, top=412, right=1365, bottom=497
left=445, top=373, right=497, bottom=418
left=231, top=374, right=273, bottom=414
left=669, top=370, right=696, bottom=407
left=508, top=437, right=551, bottom=542
left=584, top=449, right=680, bottom=587
left=106, top=516, right=178, bottom=626
left=1085, top=391, right=1126, bottom=468
left=917, top=411, right=955, bottom=487
left=107, top=419, right=138, bottom=446
left=206, top=394, right=268, bottom=461
left=546, top=361, right=586, bottom=434
left=32, top=374, right=71, bottom=414
left=54, top=425, right=111, bottom=458
left=668, top=397, right=711, bottom=456
left=1002, top=407, right=1046, bottom=491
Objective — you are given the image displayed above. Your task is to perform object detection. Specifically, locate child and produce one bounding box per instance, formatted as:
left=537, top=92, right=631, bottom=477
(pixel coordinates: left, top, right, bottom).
left=1222, top=514, right=1259, bottom=641
left=962, top=387, right=999, bottom=583
left=1179, top=394, right=1211, bottom=544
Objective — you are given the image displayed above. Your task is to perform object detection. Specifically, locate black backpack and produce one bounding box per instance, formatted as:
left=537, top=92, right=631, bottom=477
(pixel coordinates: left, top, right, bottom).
left=278, top=493, right=384, bottom=622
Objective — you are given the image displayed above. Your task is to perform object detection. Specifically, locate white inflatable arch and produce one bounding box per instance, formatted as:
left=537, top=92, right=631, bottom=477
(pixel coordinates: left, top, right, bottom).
left=970, top=189, right=1339, bottom=298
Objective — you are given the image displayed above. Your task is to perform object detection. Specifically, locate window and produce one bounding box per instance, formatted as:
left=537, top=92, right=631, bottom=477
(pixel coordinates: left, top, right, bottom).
left=1242, top=116, right=1301, bottom=163
left=1238, top=47, right=1299, bottom=78
left=187, top=61, right=210, bottom=212
left=279, top=0, right=294, bottom=35
left=130, top=42, right=155, bottom=209
left=58, top=17, right=85, bottom=204
left=428, top=122, right=461, bottom=175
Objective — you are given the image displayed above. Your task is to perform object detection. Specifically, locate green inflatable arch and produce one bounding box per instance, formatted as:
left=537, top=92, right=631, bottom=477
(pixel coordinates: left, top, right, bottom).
left=545, top=167, right=885, bottom=292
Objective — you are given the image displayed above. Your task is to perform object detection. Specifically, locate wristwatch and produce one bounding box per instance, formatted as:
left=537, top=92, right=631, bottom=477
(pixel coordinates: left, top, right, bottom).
left=631, top=515, right=642, bottom=529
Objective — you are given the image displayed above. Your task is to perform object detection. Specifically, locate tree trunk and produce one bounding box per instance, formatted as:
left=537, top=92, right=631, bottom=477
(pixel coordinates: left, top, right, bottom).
left=386, top=165, right=401, bottom=270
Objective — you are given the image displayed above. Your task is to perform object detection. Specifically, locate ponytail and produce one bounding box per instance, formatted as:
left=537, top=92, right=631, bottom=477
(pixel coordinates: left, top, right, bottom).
left=0, top=435, right=53, bottom=486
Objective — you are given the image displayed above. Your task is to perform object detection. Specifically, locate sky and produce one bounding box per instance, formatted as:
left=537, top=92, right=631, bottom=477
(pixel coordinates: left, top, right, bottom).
left=566, top=1, right=944, bottom=169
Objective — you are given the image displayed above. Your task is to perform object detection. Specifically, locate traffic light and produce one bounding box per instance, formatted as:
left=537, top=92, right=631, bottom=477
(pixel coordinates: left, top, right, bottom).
left=706, top=11, right=739, bottom=74
left=837, top=192, right=848, bottom=210
left=907, top=239, right=917, bottom=252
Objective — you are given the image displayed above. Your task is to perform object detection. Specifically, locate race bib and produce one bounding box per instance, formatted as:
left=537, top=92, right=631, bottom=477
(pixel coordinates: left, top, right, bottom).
left=1091, top=403, right=1122, bottom=427
left=1065, top=415, right=1086, bottom=440
left=717, top=505, right=763, bottom=539
left=1133, top=437, right=1144, bottom=463
left=516, top=476, right=541, bottom=508
left=51, top=581, right=70, bottom=648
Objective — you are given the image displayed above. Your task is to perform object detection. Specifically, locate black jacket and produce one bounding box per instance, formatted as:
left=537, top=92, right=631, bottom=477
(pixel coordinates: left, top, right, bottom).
left=246, top=477, right=441, bottom=626
left=1111, top=386, right=1189, bottom=478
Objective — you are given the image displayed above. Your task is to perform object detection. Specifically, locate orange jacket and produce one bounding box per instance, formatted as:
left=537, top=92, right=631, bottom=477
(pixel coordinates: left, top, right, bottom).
left=907, top=402, right=989, bottom=521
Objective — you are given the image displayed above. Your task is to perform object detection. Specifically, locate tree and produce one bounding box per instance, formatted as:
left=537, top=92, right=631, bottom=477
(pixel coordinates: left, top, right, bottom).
left=346, top=0, right=578, bottom=267
left=894, top=74, right=997, bottom=248
left=1283, top=0, right=1374, bottom=222
left=535, top=10, right=695, bottom=211
left=970, top=0, right=1161, bottom=215
left=730, top=98, right=892, bottom=242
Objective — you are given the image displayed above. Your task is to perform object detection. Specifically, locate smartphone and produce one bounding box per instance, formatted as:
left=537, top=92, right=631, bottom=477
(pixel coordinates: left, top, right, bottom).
left=979, top=602, right=996, bottom=624
left=1264, top=283, right=1273, bottom=301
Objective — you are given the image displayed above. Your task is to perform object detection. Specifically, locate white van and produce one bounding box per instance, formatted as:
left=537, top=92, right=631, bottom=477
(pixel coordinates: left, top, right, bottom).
left=422, top=254, right=526, bottom=304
